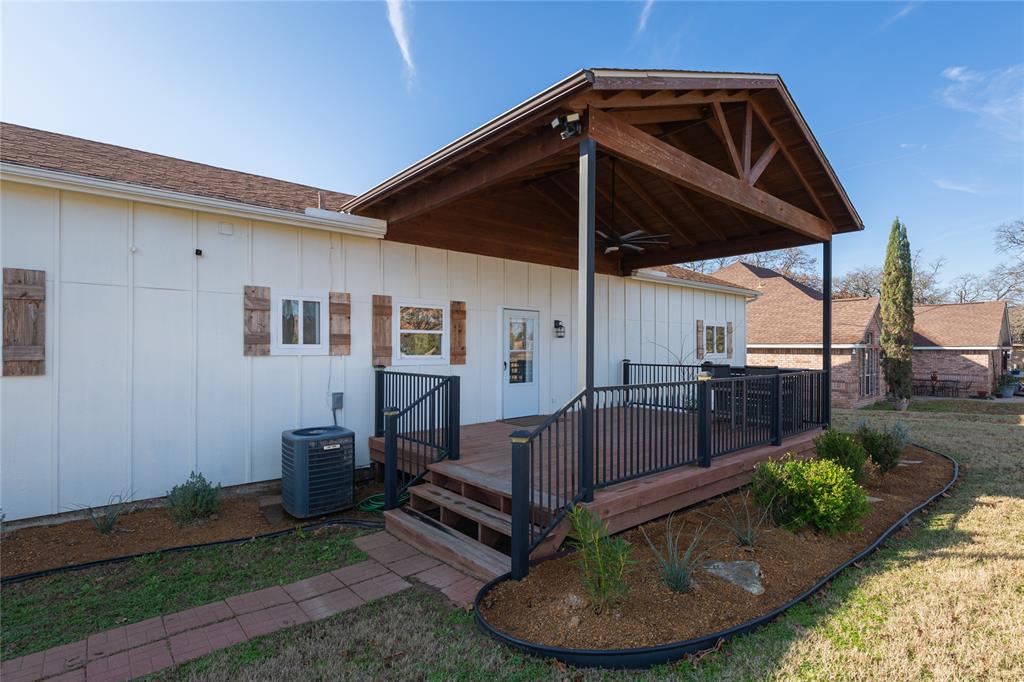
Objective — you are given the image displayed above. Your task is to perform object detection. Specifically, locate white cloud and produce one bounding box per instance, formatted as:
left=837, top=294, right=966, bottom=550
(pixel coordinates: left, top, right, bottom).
left=879, top=2, right=922, bottom=30
left=899, top=142, right=928, bottom=150
left=932, top=178, right=982, bottom=195
left=635, top=0, right=655, bottom=36
left=938, top=64, right=1024, bottom=142
left=386, top=0, right=415, bottom=85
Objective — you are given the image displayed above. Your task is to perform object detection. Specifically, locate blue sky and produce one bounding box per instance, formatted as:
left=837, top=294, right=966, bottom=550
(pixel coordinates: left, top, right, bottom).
left=2, top=1, right=1021, bottom=284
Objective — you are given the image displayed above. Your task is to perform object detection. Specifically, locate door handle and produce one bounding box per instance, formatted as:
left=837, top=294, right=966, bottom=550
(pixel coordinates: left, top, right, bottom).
left=503, top=361, right=508, bottom=371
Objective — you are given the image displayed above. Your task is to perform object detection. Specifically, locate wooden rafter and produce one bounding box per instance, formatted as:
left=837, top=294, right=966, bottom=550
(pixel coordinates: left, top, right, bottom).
left=747, top=141, right=779, bottom=185
left=380, top=131, right=575, bottom=222
left=663, top=183, right=726, bottom=241
left=587, top=107, right=832, bottom=242
left=615, top=165, right=697, bottom=246
left=748, top=97, right=831, bottom=221
left=608, top=105, right=703, bottom=126
left=712, top=102, right=743, bottom=178
left=543, top=175, right=617, bottom=233
left=623, top=230, right=814, bottom=270
left=742, top=103, right=753, bottom=175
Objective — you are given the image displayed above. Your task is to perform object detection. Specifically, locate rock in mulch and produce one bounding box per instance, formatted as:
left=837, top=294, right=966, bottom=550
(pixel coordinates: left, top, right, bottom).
left=897, top=460, right=923, bottom=466
left=867, top=496, right=883, bottom=503
left=703, top=560, right=764, bottom=595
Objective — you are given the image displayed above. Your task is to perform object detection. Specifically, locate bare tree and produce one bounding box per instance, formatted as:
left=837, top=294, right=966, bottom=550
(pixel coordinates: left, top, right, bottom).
left=683, top=247, right=821, bottom=287
left=832, top=250, right=946, bottom=303
left=834, top=265, right=882, bottom=298
left=995, top=218, right=1024, bottom=255
left=912, top=250, right=949, bottom=304
left=949, top=273, right=985, bottom=303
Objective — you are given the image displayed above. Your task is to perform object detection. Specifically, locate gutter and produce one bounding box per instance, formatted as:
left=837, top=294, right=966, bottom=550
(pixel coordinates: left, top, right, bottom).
left=2, top=163, right=388, bottom=238
left=630, top=269, right=759, bottom=299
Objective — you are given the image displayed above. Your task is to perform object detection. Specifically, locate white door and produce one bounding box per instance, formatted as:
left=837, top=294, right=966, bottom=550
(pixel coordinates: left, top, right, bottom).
left=502, top=309, right=540, bottom=418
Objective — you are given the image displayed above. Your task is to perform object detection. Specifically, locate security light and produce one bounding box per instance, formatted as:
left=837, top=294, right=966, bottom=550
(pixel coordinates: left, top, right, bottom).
left=550, top=113, right=582, bottom=140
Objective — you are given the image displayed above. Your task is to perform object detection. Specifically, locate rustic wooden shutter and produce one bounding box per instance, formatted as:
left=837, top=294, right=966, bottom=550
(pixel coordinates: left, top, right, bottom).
left=450, top=300, right=467, bottom=365
left=3, top=268, right=46, bottom=376
left=696, top=319, right=704, bottom=360
left=243, top=285, right=270, bottom=356
left=726, top=322, right=734, bottom=359
left=329, top=292, right=351, bottom=356
left=372, top=294, right=392, bottom=366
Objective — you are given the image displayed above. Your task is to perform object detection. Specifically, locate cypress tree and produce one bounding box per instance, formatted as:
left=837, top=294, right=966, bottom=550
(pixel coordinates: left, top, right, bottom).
left=880, top=218, right=915, bottom=407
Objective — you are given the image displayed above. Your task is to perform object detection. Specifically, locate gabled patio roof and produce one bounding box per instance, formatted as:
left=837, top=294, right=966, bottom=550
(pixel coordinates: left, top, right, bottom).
left=341, top=68, right=862, bottom=275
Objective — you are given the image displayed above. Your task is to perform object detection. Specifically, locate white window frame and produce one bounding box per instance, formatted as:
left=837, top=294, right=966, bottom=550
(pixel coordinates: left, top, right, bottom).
left=392, top=298, right=450, bottom=366
left=270, top=288, right=330, bottom=356
left=703, top=320, right=728, bottom=359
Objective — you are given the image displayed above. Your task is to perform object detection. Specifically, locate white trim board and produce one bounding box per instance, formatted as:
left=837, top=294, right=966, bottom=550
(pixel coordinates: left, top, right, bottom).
left=1, top=164, right=387, bottom=238
left=748, top=343, right=866, bottom=349
left=630, top=269, right=759, bottom=299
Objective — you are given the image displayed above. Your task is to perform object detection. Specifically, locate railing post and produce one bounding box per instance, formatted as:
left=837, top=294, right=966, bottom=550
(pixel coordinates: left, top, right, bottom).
left=580, top=391, right=594, bottom=502
left=510, top=430, right=531, bottom=580
left=622, top=358, right=631, bottom=385
left=383, top=407, right=399, bottom=510
left=448, top=376, right=461, bottom=461
left=772, top=373, right=783, bottom=446
left=374, top=365, right=386, bottom=437
left=697, top=371, right=712, bottom=467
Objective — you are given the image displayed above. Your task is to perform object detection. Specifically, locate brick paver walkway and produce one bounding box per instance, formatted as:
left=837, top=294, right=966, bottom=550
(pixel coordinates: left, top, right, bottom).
left=1, top=533, right=483, bottom=682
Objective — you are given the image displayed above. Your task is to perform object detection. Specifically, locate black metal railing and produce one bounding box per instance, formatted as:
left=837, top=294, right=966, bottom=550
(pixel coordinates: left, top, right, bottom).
left=379, top=369, right=460, bottom=509
left=375, top=367, right=453, bottom=437
left=509, top=391, right=587, bottom=579
left=622, top=359, right=701, bottom=386
left=508, top=367, right=828, bottom=579
left=592, top=381, right=700, bottom=486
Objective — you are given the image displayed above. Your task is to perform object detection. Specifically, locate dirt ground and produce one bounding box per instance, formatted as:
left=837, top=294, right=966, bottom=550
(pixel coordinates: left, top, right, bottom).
left=481, top=445, right=953, bottom=650
left=1, top=479, right=385, bottom=576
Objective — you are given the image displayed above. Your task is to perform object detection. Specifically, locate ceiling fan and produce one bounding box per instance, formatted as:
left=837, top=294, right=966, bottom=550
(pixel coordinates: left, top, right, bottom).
left=598, top=158, right=670, bottom=255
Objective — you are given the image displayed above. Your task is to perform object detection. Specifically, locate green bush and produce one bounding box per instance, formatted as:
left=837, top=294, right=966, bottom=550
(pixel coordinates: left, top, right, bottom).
left=567, top=505, right=632, bottom=612
left=855, top=423, right=905, bottom=473
left=814, top=428, right=868, bottom=482
left=752, top=457, right=869, bottom=535
left=166, top=472, right=221, bottom=526
left=641, top=515, right=706, bottom=592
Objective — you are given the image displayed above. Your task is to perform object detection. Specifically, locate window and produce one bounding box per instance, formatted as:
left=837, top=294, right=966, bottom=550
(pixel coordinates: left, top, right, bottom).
left=270, top=290, right=329, bottom=355
left=704, top=322, right=727, bottom=357
left=858, top=334, right=880, bottom=397
left=393, top=299, right=449, bottom=364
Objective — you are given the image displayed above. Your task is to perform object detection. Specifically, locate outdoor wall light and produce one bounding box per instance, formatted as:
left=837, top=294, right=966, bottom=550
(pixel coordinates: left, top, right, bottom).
left=550, top=113, right=581, bottom=140
left=554, top=320, right=566, bottom=338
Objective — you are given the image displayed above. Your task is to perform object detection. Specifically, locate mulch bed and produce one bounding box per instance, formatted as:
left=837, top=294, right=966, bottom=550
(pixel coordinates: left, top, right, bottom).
left=1, top=479, right=385, bottom=577
left=480, top=445, right=953, bottom=650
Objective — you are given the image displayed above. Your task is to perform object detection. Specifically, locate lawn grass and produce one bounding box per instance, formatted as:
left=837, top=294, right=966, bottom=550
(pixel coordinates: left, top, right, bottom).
left=146, top=406, right=1024, bottom=680
left=861, top=397, right=1024, bottom=416
left=1, top=525, right=367, bottom=661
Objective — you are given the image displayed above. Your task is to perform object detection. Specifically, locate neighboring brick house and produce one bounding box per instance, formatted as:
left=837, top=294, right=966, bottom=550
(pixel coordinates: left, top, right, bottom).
left=713, top=262, right=885, bottom=408
left=911, top=302, right=1013, bottom=396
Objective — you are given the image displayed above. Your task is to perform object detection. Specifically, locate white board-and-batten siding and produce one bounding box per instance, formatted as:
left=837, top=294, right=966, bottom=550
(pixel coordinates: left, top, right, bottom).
left=0, top=179, right=748, bottom=521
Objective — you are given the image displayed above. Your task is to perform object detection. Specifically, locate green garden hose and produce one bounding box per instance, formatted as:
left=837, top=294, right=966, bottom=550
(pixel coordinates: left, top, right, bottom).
left=356, top=492, right=408, bottom=512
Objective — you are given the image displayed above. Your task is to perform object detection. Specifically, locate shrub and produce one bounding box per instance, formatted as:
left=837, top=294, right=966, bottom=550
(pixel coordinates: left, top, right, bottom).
left=83, top=492, right=133, bottom=534
left=705, top=490, right=771, bottom=547
left=641, top=515, right=706, bottom=592
left=566, top=505, right=632, bottom=612
left=814, top=428, right=868, bottom=482
left=752, top=457, right=869, bottom=535
left=855, top=422, right=907, bottom=473
left=166, top=472, right=221, bottom=526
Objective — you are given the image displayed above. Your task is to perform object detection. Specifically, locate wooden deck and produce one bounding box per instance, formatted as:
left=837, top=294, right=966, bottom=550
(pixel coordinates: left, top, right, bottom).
left=369, top=418, right=821, bottom=580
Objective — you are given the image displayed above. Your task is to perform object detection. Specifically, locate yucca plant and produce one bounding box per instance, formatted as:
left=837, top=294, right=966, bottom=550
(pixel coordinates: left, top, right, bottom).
left=641, top=515, right=707, bottom=593
left=566, top=505, right=633, bottom=613
left=706, top=490, right=772, bottom=547
left=81, top=492, right=133, bottom=535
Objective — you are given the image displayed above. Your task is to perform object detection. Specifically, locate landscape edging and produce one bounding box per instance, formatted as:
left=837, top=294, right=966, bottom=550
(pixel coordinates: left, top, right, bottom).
left=473, top=443, right=959, bottom=669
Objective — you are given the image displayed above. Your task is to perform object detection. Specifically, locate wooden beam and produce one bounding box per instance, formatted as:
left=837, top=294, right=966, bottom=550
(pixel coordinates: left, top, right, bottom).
left=546, top=175, right=616, bottom=233
left=622, top=230, right=815, bottom=270
left=587, top=107, right=833, bottom=242
left=569, top=90, right=749, bottom=110
left=747, top=141, right=779, bottom=185
left=748, top=97, right=831, bottom=221
left=607, top=105, right=703, bottom=126
left=615, top=166, right=696, bottom=246
left=742, top=102, right=752, bottom=175
left=712, top=102, right=743, bottom=178
left=381, top=130, right=575, bottom=223
left=527, top=182, right=577, bottom=226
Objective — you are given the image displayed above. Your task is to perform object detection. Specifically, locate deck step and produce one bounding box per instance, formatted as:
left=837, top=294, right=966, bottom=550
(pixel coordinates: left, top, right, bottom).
left=409, top=483, right=514, bottom=537
left=384, top=507, right=510, bottom=581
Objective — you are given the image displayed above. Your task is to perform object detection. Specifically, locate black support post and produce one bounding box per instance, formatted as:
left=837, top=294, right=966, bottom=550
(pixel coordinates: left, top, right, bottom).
left=578, top=136, right=597, bottom=503
left=697, top=372, right=712, bottom=467
left=772, top=373, right=783, bottom=446
left=374, top=365, right=386, bottom=437
left=448, top=375, right=461, bottom=461
left=383, top=407, right=399, bottom=510
left=622, top=358, right=631, bottom=386
left=822, top=240, right=833, bottom=426
left=510, top=430, right=531, bottom=580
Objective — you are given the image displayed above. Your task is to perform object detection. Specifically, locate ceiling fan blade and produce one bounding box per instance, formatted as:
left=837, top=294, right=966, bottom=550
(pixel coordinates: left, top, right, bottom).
left=604, top=245, right=620, bottom=254
left=626, top=233, right=672, bottom=241
left=596, top=230, right=612, bottom=241
left=622, top=243, right=645, bottom=252
left=621, top=230, right=647, bottom=240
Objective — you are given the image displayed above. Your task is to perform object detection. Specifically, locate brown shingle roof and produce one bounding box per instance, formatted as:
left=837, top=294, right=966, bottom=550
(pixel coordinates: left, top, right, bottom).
left=1, top=123, right=353, bottom=214
left=913, top=302, right=1010, bottom=348
left=643, top=264, right=757, bottom=294
left=713, top=262, right=878, bottom=344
